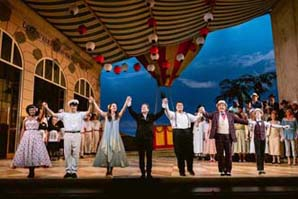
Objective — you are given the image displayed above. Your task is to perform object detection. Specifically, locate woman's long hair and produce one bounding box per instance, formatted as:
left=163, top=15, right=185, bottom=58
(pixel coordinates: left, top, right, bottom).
left=107, top=103, right=119, bottom=121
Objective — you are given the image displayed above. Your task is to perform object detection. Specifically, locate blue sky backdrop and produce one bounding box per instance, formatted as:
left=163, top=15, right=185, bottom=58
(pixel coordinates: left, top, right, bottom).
left=100, top=14, right=277, bottom=136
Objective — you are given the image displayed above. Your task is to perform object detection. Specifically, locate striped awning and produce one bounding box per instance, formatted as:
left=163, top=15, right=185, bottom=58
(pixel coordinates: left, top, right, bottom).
left=22, top=0, right=278, bottom=86
left=22, top=0, right=278, bottom=62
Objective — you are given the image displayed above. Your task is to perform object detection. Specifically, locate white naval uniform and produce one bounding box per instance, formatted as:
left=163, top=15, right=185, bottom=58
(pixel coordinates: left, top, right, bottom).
left=57, top=112, right=87, bottom=174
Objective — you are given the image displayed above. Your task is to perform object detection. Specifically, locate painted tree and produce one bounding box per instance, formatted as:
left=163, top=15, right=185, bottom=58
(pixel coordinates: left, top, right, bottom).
left=216, top=72, right=276, bottom=106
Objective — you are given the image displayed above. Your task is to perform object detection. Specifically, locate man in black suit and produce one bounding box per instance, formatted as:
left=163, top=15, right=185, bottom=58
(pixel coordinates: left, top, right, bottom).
left=127, top=98, right=164, bottom=179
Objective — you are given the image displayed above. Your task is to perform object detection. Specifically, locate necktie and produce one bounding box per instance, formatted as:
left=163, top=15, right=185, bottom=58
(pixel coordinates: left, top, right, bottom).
left=221, top=112, right=226, bottom=120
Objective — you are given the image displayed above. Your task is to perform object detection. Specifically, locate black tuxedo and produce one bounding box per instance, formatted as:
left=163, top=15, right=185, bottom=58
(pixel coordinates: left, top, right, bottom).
left=128, top=106, right=164, bottom=176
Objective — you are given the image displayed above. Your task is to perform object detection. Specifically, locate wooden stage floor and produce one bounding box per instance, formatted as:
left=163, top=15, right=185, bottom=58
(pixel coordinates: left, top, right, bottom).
left=1, top=151, right=298, bottom=179
left=1, top=151, right=298, bottom=199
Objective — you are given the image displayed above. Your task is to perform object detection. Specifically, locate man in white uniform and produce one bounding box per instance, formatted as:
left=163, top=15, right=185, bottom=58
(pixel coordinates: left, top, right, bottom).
left=43, top=98, right=93, bottom=178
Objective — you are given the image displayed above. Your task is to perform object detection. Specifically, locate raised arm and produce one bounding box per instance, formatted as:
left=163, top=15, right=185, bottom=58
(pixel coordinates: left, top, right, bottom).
left=42, top=102, right=58, bottom=117
left=85, top=97, right=93, bottom=116
left=162, top=98, right=175, bottom=120
left=188, top=112, right=203, bottom=123
left=128, top=107, right=138, bottom=121
left=127, top=97, right=138, bottom=120
left=119, top=96, right=130, bottom=118
left=199, top=107, right=213, bottom=119
left=233, top=115, right=249, bottom=125
left=152, top=108, right=165, bottom=121
left=93, top=101, right=107, bottom=117
left=38, top=106, right=45, bottom=121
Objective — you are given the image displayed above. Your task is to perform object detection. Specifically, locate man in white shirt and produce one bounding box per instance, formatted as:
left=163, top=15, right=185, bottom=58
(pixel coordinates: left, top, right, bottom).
left=43, top=98, right=93, bottom=178
left=162, top=98, right=201, bottom=176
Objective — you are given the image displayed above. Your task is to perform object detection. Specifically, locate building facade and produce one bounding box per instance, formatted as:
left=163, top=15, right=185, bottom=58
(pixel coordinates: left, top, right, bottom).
left=0, top=1, right=101, bottom=159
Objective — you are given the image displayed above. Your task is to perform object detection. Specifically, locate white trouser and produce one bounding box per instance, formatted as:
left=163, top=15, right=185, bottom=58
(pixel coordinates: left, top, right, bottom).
left=84, top=132, right=92, bottom=154
left=80, top=133, right=85, bottom=156
left=64, top=133, right=81, bottom=174
left=92, top=131, right=100, bottom=153
left=285, top=139, right=296, bottom=157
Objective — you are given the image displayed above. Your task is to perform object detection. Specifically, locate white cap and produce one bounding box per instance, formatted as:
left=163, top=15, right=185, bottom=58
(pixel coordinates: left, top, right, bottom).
left=68, top=99, right=79, bottom=106
left=251, top=92, right=259, bottom=97
left=216, top=100, right=227, bottom=107
left=253, top=108, right=263, bottom=114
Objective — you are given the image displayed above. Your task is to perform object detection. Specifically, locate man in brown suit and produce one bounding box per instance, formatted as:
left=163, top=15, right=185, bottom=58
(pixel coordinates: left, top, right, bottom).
left=200, top=100, right=248, bottom=176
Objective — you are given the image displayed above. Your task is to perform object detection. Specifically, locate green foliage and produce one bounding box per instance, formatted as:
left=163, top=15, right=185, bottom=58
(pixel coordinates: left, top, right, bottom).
left=216, top=72, right=276, bottom=106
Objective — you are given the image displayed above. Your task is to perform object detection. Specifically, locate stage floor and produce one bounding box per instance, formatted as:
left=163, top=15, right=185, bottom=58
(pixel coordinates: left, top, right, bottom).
left=1, top=150, right=298, bottom=179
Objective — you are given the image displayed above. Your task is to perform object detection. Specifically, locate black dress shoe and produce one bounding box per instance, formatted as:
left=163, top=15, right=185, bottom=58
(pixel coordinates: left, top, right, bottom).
left=64, top=173, right=72, bottom=178
left=179, top=172, right=186, bottom=176
left=220, top=172, right=225, bottom=176
left=225, top=172, right=231, bottom=176
left=188, top=170, right=195, bottom=176
left=71, top=173, right=78, bottom=178
left=147, top=174, right=153, bottom=179
left=27, top=173, right=34, bottom=178
left=140, top=174, right=146, bottom=179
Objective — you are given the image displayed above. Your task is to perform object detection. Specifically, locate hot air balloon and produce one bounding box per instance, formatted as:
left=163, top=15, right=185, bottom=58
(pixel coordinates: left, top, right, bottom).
left=137, top=38, right=205, bottom=87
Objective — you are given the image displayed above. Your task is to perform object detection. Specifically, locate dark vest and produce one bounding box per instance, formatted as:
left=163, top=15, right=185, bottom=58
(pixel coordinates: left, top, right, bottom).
left=254, top=121, right=266, bottom=140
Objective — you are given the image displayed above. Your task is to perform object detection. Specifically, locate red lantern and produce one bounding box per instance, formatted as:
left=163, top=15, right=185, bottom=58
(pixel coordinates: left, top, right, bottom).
left=205, top=0, right=216, bottom=6
left=114, top=65, right=122, bottom=74
left=134, top=63, right=141, bottom=72
left=78, top=24, right=87, bottom=35
left=94, top=55, right=105, bottom=64
left=189, top=43, right=197, bottom=52
left=147, top=18, right=157, bottom=27
left=150, top=46, right=159, bottom=55
left=162, top=60, right=170, bottom=70
left=199, top=27, right=209, bottom=37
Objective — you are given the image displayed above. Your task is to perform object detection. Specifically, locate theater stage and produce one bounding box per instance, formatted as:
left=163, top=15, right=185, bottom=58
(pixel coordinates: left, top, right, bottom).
left=1, top=150, right=298, bottom=198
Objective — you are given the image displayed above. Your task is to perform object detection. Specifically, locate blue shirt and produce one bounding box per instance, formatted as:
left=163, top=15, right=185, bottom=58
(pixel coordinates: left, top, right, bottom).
left=281, top=118, right=298, bottom=140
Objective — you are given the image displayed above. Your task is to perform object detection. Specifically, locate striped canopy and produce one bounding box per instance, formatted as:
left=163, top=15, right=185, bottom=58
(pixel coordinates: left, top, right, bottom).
left=23, top=0, right=278, bottom=86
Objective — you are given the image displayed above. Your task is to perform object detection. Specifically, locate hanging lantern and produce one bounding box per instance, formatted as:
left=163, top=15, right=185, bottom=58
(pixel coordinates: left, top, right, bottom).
left=189, top=43, right=197, bottom=52
left=162, top=60, right=170, bottom=70
left=86, top=42, right=95, bottom=52
left=104, top=63, right=112, bottom=72
left=134, top=63, right=141, bottom=72
left=147, top=17, right=157, bottom=27
left=69, top=5, right=79, bottom=16
left=122, top=63, right=128, bottom=72
left=114, top=65, right=122, bottom=74
left=199, top=27, right=209, bottom=37
left=176, top=53, right=185, bottom=62
left=203, top=12, right=214, bottom=22
left=150, top=46, right=159, bottom=55
left=94, top=55, right=104, bottom=64
left=150, top=53, right=159, bottom=61
left=148, top=33, right=158, bottom=43
left=78, top=24, right=87, bottom=35
left=205, top=0, right=216, bottom=6
left=147, top=64, right=155, bottom=72
left=196, top=37, right=205, bottom=46
left=146, top=0, right=155, bottom=8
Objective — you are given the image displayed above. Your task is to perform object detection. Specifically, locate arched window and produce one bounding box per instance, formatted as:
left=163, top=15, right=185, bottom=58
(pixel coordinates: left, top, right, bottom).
left=34, top=58, right=66, bottom=112
left=74, top=79, right=94, bottom=111
left=35, top=58, right=66, bottom=88
left=0, top=30, right=22, bottom=69
left=74, top=78, right=94, bottom=99
left=0, top=29, right=23, bottom=158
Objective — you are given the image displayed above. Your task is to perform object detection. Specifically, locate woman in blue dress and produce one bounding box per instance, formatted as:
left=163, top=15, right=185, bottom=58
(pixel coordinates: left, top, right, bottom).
left=92, top=97, right=130, bottom=177
left=281, top=108, right=298, bottom=165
